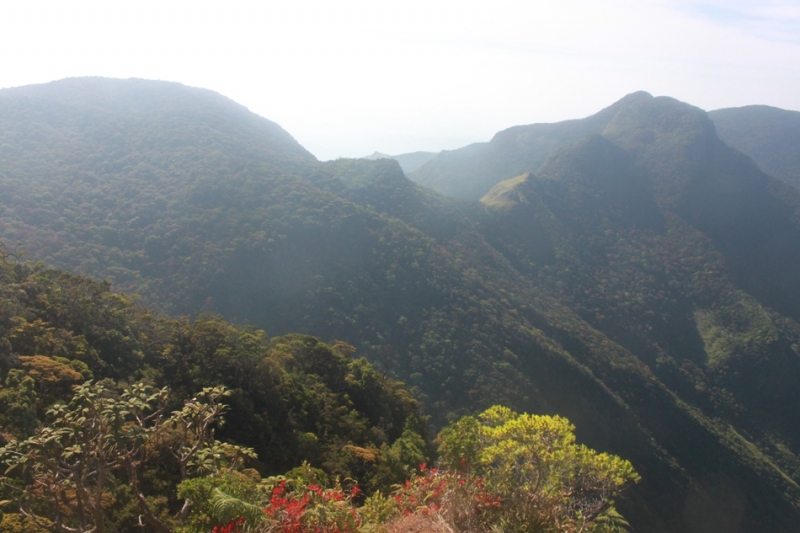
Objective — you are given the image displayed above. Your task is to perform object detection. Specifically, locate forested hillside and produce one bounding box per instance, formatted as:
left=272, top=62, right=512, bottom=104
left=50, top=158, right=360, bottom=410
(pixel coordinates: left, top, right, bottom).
left=0, top=245, right=429, bottom=530
left=2, top=78, right=800, bottom=531
left=709, top=105, right=800, bottom=190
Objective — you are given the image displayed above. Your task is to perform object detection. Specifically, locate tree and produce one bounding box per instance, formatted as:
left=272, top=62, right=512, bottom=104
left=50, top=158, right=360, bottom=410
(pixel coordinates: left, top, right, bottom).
left=0, top=381, right=253, bottom=533
left=0, top=370, right=38, bottom=440
left=434, top=406, right=640, bottom=533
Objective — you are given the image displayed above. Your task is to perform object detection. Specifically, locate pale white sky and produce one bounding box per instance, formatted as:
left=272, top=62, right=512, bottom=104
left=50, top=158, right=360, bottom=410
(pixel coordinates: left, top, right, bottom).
left=1, top=0, right=798, bottom=160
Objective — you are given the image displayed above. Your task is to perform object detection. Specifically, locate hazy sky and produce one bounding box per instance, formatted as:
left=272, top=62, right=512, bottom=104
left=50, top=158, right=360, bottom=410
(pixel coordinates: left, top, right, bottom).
left=1, top=1, right=798, bottom=160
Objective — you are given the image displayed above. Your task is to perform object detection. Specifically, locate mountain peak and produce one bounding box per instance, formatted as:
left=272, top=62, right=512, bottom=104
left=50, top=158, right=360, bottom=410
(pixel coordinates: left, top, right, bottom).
left=0, top=76, right=316, bottom=164
left=602, top=95, right=715, bottom=152
left=410, top=92, right=658, bottom=200
left=611, top=90, right=653, bottom=106
left=363, top=151, right=393, bottom=160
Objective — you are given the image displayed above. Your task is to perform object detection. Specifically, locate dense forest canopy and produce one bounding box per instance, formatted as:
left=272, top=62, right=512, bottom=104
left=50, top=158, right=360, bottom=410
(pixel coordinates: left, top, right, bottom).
left=1, top=78, right=800, bottom=531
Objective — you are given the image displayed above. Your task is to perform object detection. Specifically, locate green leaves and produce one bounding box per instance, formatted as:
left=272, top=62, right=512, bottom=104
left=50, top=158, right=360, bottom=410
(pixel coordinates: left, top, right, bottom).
left=0, top=380, right=254, bottom=533
left=210, top=488, right=265, bottom=526
left=436, top=406, right=640, bottom=533
left=189, top=442, right=257, bottom=477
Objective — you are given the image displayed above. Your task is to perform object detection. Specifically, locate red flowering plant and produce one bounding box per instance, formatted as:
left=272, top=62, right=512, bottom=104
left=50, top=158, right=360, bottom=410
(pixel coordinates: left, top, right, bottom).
left=387, top=464, right=502, bottom=532
left=208, top=474, right=363, bottom=533
left=211, top=516, right=246, bottom=533
left=262, top=479, right=362, bottom=533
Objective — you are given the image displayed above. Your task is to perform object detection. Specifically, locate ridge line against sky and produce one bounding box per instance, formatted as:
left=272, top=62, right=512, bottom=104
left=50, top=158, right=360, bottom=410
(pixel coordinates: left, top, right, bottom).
left=1, top=0, right=798, bottom=160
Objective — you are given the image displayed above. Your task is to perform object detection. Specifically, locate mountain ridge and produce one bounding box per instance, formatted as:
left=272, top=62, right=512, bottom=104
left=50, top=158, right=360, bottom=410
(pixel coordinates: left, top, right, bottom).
left=709, top=104, right=800, bottom=190
left=408, top=91, right=654, bottom=200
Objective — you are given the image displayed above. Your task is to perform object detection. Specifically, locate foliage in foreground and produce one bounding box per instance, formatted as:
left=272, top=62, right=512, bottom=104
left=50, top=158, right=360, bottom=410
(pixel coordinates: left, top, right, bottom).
left=195, top=406, right=639, bottom=533
left=0, top=363, right=638, bottom=533
left=431, top=406, right=639, bottom=532
left=0, top=381, right=252, bottom=533
left=0, top=248, right=430, bottom=532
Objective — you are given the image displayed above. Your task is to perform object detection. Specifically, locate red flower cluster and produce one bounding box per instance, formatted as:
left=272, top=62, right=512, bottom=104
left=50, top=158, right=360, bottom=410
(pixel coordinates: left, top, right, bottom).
left=211, top=516, right=245, bottom=533
left=261, top=480, right=362, bottom=533
left=264, top=481, right=310, bottom=533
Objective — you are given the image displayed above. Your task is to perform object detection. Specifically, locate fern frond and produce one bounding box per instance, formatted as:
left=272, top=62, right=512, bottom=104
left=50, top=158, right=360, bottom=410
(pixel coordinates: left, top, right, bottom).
left=211, top=488, right=266, bottom=525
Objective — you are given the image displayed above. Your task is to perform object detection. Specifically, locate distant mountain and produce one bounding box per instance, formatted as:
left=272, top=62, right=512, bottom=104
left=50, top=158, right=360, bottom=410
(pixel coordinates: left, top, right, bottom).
left=2, top=79, right=800, bottom=531
left=363, top=150, right=438, bottom=173
left=710, top=105, right=800, bottom=189
left=408, top=91, right=653, bottom=200
left=363, top=151, right=392, bottom=160
left=0, top=76, right=315, bottom=168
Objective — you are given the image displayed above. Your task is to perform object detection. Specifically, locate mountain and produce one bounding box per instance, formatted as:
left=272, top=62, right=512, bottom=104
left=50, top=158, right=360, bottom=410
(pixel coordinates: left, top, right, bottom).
left=363, top=150, right=438, bottom=173
left=363, top=151, right=392, bottom=160
left=477, top=97, right=800, bottom=530
left=408, top=91, right=653, bottom=200
left=2, top=78, right=800, bottom=531
left=709, top=105, right=800, bottom=189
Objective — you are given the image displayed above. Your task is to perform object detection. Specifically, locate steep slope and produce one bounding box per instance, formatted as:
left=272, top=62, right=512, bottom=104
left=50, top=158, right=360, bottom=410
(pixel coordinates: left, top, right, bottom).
left=605, top=97, right=800, bottom=320
left=710, top=105, right=800, bottom=189
left=408, top=91, right=652, bottom=200
left=2, top=79, right=800, bottom=531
